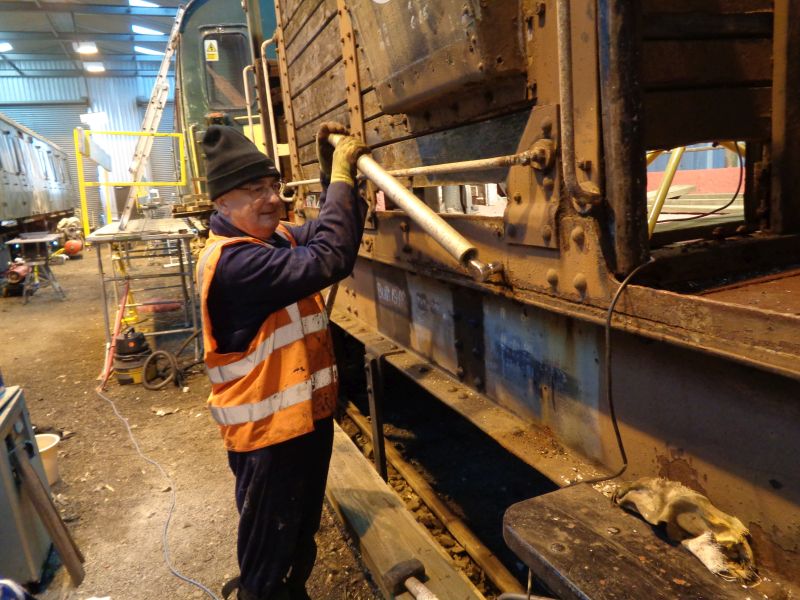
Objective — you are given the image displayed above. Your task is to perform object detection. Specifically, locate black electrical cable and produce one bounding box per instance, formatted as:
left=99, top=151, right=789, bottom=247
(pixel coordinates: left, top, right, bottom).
left=568, top=258, right=655, bottom=487
left=657, top=143, right=744, bottom=224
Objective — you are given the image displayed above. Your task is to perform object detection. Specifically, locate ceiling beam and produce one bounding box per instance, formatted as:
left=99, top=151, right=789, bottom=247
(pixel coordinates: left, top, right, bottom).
left=0, top=31, right=168, bottom=41
left=0, top=2, right=178, bottom=16
left=1, top=52, right=165, bottom=61
left=0, top=69, right=162, bottom=77
left=0, top=54, right=25, bottom=76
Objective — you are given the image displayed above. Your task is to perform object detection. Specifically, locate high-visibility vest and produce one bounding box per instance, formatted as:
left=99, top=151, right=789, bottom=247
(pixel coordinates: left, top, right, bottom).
left=197, top=224, right=337, bottom=452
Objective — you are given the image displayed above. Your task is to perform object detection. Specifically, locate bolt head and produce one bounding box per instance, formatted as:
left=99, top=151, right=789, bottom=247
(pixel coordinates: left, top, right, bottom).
left=570, top=226, right=585, bottom=247
left=546, top=268, right=559, bottom=287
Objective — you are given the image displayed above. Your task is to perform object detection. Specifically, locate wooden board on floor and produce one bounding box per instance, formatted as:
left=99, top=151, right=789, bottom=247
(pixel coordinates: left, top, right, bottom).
left=326, top=422, right=484, bottom=600
left=504, top=483, right=753, bottom=600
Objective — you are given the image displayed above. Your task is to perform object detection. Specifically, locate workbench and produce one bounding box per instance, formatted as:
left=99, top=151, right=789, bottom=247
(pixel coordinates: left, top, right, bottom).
left=87, top=218, right=200, bottom=360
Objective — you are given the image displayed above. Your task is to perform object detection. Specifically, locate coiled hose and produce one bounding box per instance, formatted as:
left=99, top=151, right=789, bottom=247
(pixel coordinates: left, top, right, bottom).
left=142, top=330, right=202, bottom=390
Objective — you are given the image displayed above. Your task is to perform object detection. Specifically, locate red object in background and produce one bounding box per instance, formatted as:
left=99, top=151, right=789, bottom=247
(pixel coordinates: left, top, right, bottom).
left=6, top=263, right=31, bottom=284
left=647, top=166, right=741, bottom=194
left=63, top=239, right=83, bottom=256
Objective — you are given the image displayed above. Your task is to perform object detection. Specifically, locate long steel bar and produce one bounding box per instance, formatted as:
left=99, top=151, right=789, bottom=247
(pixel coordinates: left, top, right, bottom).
left=647, top=146, right=686, bottom=237
left=327, top=134, right=501, bottom=281
left=285, top=152, right=531, bottom=188
left=557, top=0, right=601, bottom=209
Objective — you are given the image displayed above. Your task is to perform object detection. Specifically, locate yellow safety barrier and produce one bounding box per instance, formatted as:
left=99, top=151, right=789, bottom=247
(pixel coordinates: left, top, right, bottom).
left=73, top=129, right=187, bottom=237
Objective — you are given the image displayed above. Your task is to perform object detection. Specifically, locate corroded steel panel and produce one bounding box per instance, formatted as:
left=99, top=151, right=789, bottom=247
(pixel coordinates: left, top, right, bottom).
left=406, top=273, right=458, bottom=375
left=483, top=294, right=604, bottom=463
left=347, top=0, right=526, bottom=114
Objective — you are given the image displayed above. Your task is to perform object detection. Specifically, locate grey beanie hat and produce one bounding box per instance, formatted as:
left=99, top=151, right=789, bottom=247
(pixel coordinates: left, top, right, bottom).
left=202, top=125, right=280, bottom=201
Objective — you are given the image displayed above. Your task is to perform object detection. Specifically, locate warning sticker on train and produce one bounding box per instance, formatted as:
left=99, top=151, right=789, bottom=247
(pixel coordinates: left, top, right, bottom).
left=204, top=40, right=219, bottom=62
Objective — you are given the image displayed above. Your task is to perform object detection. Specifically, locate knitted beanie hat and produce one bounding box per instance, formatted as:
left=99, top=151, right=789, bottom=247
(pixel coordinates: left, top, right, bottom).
left=201, top=125, right=280, bottom=201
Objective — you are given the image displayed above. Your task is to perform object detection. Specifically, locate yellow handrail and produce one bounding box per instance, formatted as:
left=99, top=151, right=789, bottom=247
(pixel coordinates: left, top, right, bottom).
left=73, top=129, right=188, bottom=237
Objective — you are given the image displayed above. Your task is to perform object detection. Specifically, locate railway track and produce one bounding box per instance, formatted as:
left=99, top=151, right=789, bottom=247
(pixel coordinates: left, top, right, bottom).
left=335, top=364, right=559, bottom=599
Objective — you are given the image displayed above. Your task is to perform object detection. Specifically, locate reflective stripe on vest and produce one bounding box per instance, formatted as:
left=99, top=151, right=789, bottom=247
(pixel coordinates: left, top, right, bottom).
left=206, top=307, right=329, bottom=384
left=196, top=239, right=229, bottom=292
left=209, top=364, right=337, bottom=426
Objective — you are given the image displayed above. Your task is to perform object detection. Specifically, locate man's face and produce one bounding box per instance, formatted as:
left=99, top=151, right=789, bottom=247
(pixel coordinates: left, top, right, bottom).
left=215, top=177, right=283, bottom=240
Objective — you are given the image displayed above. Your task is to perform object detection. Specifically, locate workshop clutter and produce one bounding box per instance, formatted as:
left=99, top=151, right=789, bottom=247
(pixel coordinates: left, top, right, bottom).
left=113, top=329, right=153, bottom=385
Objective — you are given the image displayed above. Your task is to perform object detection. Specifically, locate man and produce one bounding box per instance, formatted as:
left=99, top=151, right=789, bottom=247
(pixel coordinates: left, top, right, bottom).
left=196, top=123, right=369, bottom=600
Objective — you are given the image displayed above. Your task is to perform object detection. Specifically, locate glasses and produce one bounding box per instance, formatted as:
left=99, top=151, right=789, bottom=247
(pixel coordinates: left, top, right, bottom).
left=236, top=181, right=283, bottom=199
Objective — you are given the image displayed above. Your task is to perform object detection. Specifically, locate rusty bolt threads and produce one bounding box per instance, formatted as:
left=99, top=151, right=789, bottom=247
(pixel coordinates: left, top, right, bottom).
left=570, top=226, right=585, bottom=247
left=546, top=268, right=559, bottom=287
left=513, top=193, right=522, bottom=204
left=573, top=273, right=588, bottom=294
left=542, top=225, right=553, bottom=243
left=530, top=139, right=555, bottom=170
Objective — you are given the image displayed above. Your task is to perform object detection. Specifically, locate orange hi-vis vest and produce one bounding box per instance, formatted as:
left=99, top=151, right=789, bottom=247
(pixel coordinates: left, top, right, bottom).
left=197, top=224, right=338, bottom=452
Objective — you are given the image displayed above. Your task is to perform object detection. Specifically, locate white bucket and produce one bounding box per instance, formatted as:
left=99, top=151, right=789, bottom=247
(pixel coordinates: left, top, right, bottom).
left=35, top=433, right=60, bottom=485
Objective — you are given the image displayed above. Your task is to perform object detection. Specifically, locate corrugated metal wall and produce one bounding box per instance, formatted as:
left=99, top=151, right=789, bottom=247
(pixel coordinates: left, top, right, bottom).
left=0, top=75, right=176, bottom=228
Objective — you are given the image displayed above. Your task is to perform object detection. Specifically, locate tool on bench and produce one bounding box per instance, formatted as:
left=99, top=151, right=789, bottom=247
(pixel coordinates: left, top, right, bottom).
left=383, top=558, right=439, bottom=600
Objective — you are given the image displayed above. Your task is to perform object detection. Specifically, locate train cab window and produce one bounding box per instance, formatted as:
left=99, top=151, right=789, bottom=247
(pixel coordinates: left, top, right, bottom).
left=202, top=31, right=249, bottom=110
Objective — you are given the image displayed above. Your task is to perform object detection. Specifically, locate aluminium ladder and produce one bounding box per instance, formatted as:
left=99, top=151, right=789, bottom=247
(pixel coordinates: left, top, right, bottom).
left=118, top=5, right=186, bottom=230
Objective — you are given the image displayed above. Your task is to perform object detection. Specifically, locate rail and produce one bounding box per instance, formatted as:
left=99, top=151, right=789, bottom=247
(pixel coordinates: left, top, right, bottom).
left=260, top=36, right=281, bottom=163
left=74, top=129, right=187, bottom=237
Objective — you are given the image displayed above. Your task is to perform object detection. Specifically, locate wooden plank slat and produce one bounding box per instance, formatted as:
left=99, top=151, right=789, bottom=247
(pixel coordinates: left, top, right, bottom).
left=291, top=60, right=346, bottom=126
left=295, top=103, right=349, bottom=150
left=288, top=18, right=343, bottom=92
left=503, top=484, right=753, bottom=600
left=326, top=422, right=484, bottom=600
left=642, top=39, right=772, bottom=88
left=643, top=86, right=771, bottom=149
left=641, top=0, right=772, bottom=14
left=284, top=0, right=334, bottom=49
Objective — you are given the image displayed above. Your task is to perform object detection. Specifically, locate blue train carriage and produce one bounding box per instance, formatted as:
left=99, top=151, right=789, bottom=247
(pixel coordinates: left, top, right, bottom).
left=174, top=0, right=261, bottom=205
left=0, top=111, right=74, bottom=231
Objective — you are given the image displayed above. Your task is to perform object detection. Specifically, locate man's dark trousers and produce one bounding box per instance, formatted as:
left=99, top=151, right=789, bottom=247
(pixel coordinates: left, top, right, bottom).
left=228, top=417, right=334, bottom=600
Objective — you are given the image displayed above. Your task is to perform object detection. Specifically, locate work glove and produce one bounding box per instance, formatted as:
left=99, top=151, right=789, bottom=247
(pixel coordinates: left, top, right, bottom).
left=331, top=136, right=370, bottom=186
left=315, top=121, right=349, bottom=178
